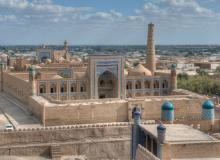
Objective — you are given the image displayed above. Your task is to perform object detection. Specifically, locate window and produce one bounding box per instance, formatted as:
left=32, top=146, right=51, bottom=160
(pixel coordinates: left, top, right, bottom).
left=80, top=83, right=86, bottom=92
left=39, top=84, right=46, bottom=94
left=70, top=83, right=77, bottom=92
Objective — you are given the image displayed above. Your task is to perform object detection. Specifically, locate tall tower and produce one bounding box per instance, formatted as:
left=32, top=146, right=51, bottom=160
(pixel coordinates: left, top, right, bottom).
left=170, top=64, right=177, bottom=92
left=146, top=23, right=156, bottom=75
left=64, top=40, right=68, bottom=52
left=64, top=40, right=70, bottom=61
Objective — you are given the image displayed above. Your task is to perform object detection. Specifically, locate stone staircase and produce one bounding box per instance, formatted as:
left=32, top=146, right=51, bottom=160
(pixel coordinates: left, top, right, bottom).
left=50, top=145, right=62, bottom=160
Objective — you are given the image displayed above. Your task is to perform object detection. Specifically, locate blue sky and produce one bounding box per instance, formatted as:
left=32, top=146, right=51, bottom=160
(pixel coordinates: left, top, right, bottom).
left=0, top=0, right=220, bottom=45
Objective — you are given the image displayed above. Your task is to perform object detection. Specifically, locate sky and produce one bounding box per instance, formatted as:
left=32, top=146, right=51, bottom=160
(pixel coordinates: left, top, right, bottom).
left=0, top=0, right=220, bottom=45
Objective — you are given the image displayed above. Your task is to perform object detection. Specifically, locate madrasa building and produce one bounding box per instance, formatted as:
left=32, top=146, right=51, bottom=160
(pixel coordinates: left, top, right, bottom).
left=0, top=24, right=209, bottom=126
left=30, top=23, right=176, bottom=101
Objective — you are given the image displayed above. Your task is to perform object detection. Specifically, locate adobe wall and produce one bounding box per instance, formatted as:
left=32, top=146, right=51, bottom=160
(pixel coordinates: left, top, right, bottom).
left=28, top=96, right=45, bottom=125
left=128, top=96, right=206, bottom=121
left=0, top=123, right=131, bottom=159
left=161, top=141, right=220, bottom=160
left=2, top=72, right=31, bottom=104
left=27, top=95, right=206, bottom=126
left=136, top=145, right=159, bottom=160
left=44, top=100, right=128, bottom=126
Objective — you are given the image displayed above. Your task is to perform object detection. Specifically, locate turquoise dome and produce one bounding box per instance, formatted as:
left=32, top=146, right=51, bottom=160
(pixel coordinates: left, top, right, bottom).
left=202, top=100, right=214, bottom=109
left=157, top=123, right=166, bottom=131
left=171, top=64, right=176, bottom=69
left=162, top=101, right=174, bottom=111
left=134, top=110, right=141, bottom=116
left=28, top=65, right=35, bottom=72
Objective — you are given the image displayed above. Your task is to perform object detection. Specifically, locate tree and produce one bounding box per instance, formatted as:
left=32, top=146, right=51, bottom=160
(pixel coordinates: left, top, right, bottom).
left=215, top=66, right=220, bottom=74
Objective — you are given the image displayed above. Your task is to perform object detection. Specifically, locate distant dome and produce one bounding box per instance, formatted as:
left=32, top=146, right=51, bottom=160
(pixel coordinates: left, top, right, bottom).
left=171, top=64, right=177, bottom=69
left=128, top=64, right=152, bottom=76
left=162, top=101, right=174, bottom=111
left=51, top=75, right=63, bottom=79
left=202, top=100, right=214, bottom=109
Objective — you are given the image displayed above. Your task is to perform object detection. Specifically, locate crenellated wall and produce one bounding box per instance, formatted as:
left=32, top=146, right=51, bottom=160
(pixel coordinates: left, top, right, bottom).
left=136, top=145, right=160, bottom=160
left=0, top=123, right=132, bottom=159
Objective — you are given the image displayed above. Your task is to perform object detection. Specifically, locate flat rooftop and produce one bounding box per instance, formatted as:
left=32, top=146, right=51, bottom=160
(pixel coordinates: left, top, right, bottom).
left=140, top=124, right=217, bottom=143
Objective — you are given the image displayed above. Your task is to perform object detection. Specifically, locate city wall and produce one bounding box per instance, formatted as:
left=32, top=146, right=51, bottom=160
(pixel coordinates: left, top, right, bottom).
left=0, top=123, right=131, bottom=159
left=136, top=145, right=159, bottom=160
left=41, top=95, right=206, bottom=126
left=2, top=72, right=30, bottom=104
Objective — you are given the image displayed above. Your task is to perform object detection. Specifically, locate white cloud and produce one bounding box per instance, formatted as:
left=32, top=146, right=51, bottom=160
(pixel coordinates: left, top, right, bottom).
left=0, top=0, right=28, bottom=9
left=0, top=14, right=16, bottom=22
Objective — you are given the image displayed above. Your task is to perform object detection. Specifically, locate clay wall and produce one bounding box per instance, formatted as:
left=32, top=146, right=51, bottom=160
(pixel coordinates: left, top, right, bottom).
left=2, top=72, right=30, bottom=104
left=161, top=141, right=220, bottom=160
left=0, top=123, right=131, bottom=159
left=44, top=100, right=128, bottom=126
left=136, top=145, right=159, bottom=160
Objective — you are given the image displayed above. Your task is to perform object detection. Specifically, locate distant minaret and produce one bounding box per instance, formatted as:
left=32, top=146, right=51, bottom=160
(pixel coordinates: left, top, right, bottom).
left=146, top=23, right=156, bottom=75
left=64, top=40, right=68, bottom=52
left=64, top=40, right=70, bottom=61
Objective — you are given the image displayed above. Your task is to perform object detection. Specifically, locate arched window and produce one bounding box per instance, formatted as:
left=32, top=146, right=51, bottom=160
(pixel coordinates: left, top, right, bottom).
left=60, top=82, right=67, bottom=93
left=126, top=81, right=132, bottom=90
left=154, top=80, right=159, bottom=89
left=50, top=83, right=56, bottom=93
left=144, top=80, right=150, bottom=89
left=70, top=83, right=77, bottom=92
left=162, top=80, right=168, bottom=88
left=135, top=80, right=141, bottom=89
left=39, top=84, right=46, bottom=94
left=80, top=83, right=86, bottom=92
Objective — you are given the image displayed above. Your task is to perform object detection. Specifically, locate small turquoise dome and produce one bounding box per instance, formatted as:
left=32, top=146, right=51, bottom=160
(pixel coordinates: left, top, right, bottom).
left=162, top=101, right=174, bottom=111
left=134, top=110, right=141, bottom=116
left=202, top=100, right=214, bottom=109
left=28, top=65, right=35, bottom=72
left=171, top=64, right=176, bottom=69
left=157, top=124, right=166, bottom=131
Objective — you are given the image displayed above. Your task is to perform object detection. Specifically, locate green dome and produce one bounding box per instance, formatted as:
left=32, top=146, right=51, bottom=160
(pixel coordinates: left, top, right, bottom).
left=162, top=101, right=174, bottom=111
left=202, top=100, right=214, bottom=109
left=171, top=64, right=176, bottom=69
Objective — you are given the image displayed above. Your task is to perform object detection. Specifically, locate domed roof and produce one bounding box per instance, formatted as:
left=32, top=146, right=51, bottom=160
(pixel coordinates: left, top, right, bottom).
left=171, top=64, right=176, bottom=69
left=162, top=101, right=174, bottom=111
left=202, top=100, right=214, bottom=109
left=134, top=110, right=141, bottom=117
left=157, top=123, right=166, bottom=131
left=128, top=64, right=152, bottom=76
left=51, top=75, right=63, bottom=79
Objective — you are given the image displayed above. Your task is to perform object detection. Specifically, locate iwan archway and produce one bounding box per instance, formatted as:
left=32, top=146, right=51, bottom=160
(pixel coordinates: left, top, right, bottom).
left=98, top=70, right=117, bottom=99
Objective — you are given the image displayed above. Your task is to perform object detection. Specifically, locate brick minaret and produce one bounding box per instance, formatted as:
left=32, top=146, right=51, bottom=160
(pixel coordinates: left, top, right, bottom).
left=146, top=23, right=156, bottom=75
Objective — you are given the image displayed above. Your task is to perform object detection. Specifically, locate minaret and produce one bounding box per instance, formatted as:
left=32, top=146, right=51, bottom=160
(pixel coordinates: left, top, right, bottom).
left=170, top=64, right=177, bottom=92
left=28, top=65, right=37, bottom=96
left=146, top=23, right=156, bottom=75
left=64, top=40, right=70, bottom=61
left=64, top=40, right=68, bottom=52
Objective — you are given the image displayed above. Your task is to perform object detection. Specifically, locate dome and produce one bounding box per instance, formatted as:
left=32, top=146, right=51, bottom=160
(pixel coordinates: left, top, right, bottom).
left=157, top=123, right=166, bottom=131
left=134, top=110, right=141, bottom=116
left=202, top=100, right=214, bottom=109
left=51, top=75, right=63, bottom=79
left=171, top=64, right=176, bottom=69
left=162, top=101, right=174, bottom=111
left=128, top=64, right=152, bottom=76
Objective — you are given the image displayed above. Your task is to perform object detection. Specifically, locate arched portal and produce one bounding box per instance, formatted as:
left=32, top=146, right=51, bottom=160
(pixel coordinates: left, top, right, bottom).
left=98, top=70, right=117, bottom=99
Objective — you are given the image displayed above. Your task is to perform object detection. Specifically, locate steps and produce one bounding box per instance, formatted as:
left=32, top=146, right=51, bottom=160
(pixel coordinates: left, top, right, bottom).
left=50, top=145, right=62, bottom=160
